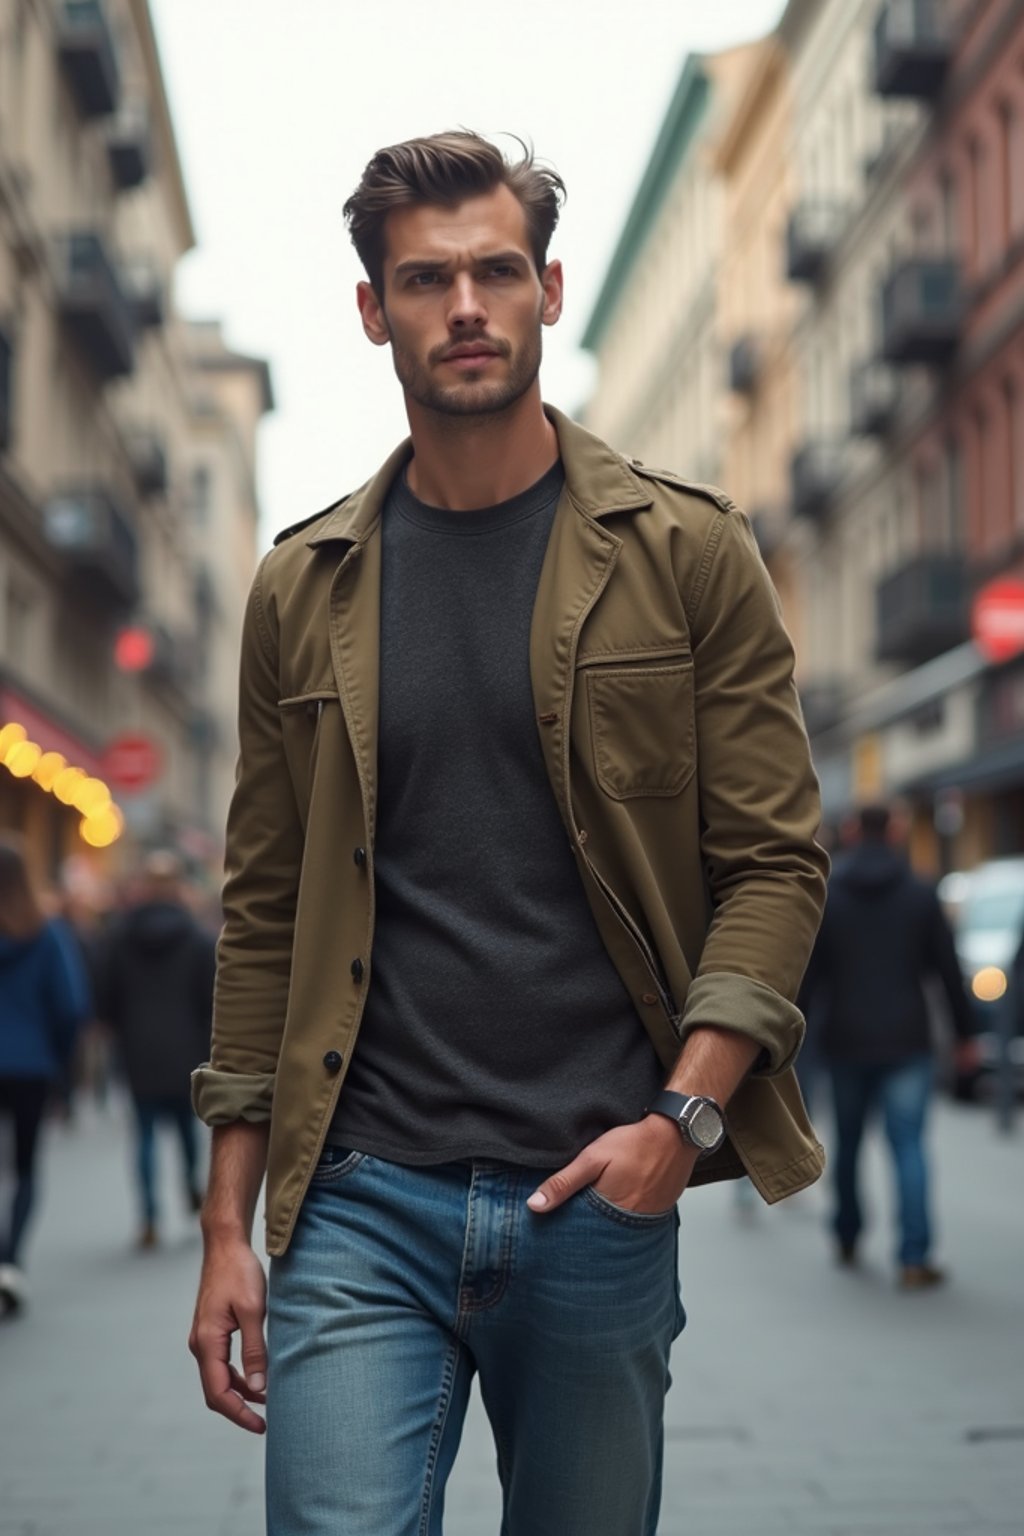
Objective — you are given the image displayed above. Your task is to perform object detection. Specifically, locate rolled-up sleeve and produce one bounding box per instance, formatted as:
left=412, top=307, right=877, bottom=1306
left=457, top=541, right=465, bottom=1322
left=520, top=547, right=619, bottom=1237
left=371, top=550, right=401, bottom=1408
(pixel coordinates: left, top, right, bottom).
left=678, top=505, right=828, bottom=1074
left=191, top=557, right=305, bottom=1125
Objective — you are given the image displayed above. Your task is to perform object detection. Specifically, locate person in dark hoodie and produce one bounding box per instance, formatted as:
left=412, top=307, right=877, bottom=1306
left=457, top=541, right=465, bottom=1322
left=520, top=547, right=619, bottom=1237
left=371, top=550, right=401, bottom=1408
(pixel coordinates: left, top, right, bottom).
left=0, top=836, right=91, bottom=1313
left=804, top=802, right=978, bottom=1289
left=97, top=851, right=215, bottom=1248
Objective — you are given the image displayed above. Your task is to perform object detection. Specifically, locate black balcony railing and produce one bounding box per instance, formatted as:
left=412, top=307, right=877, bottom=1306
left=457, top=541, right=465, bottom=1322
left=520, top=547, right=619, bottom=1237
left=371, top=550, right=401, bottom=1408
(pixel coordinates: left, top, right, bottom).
left=791, top=441, right=844, bottom=520
left=850, top=359, right=899, bottom=436
left=57, top=1, right=121, bottom=118
left=56, top=232, right=134, bottom=381
left=121, top=256, right=165, bottom=330
left=785, top=202, right=846, bottom=283
left=127, top=431, right=168, bottom=496
left=107, top=105, right=150, bottom=190
left=881, top=258, right=961, bottom=365
left=728, top=335, right=760, bottom=394
left=799, top=680, right=845, bottom=737
left=873, top=0, right=950, bottom=99
left=0, top=328, right=12, bottom=453
left=42, top=487, right=139, bottom=608
left=876, top=553, right=967, bottom=664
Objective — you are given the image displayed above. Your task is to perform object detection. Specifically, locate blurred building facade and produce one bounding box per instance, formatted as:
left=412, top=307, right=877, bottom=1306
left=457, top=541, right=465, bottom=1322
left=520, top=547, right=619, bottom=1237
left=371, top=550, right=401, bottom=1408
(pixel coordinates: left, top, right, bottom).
left=0, top=0, right=272, bottom=885
left=584, top=0, right=1024, bottom=872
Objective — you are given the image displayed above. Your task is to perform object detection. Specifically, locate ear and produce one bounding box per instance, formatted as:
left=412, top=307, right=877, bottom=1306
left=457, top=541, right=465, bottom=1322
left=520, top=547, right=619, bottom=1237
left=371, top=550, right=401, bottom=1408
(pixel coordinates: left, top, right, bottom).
left=540, top=259, right=563, bottom=328
left=356, top=281, right=390, bottom=347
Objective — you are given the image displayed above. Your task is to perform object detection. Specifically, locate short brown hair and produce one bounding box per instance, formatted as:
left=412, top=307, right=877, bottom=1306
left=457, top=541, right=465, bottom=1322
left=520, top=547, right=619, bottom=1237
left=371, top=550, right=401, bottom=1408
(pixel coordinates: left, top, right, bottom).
left=343, top=131, right=566, bottom=296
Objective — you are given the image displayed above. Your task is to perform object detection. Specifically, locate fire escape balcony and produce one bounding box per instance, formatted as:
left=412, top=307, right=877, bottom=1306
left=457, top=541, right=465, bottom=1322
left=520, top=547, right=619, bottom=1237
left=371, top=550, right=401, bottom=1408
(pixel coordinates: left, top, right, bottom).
left=791, top=440, right=844, bottom=521
left=876, top=553, right=967, bottom=664
left=873, top=0, right=951, bottom=99
left=728, top=334, right=760, bottom=395
left=57, top=0, right=121, bottom=119
left=881, top=258, right=961, bottom=365
left=42, top=486, right=139, bottom=609
left=107, top=105, right=151, bottom=190
left=55, top=232, right=135, bottom=381
left=785, top=201, right=846, bottom=284
left=850, top=359, right=899, bottom=437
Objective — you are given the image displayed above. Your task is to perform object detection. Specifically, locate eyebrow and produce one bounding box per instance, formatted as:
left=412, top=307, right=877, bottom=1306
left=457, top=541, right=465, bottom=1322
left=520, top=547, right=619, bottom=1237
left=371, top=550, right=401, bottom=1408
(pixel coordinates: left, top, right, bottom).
left=392, top=251, right=529, bottom=278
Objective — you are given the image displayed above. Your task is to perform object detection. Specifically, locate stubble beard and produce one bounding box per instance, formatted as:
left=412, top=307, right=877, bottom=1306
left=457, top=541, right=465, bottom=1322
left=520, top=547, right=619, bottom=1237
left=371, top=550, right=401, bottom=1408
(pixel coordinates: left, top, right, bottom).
left=388, top=313, right=544, bottom=421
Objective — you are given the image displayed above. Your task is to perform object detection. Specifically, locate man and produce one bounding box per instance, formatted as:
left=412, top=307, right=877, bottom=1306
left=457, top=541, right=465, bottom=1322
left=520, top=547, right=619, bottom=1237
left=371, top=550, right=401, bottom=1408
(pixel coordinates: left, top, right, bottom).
left=804, top=803, right=977, bottom=1289
left=98, top=851, right=215, bottom=1247
left=189, top=131, right=827, bottom=1535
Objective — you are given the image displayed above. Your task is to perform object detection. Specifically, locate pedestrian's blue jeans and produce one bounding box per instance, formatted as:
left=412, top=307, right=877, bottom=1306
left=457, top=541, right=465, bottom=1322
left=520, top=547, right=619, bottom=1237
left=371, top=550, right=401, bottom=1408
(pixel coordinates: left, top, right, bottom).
left=828, top=1055, right=934, bottom=1266
left=132, top=1095, right=199, bottom=1225
left=267, top=1150, right=685, bottom=1536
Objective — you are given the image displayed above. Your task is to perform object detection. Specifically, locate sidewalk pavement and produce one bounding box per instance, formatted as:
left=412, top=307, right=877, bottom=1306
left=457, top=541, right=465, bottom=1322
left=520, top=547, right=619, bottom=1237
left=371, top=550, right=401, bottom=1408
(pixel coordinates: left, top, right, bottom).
left=0, top=1094, right=1021, bottom=1535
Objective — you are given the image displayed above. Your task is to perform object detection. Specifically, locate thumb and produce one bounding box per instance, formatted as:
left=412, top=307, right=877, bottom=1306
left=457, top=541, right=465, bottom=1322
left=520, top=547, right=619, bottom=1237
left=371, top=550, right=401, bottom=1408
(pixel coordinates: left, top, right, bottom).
left=527, top=1150, right=604, bottom=1214
left=239, top=1308, right=267, bottom=1393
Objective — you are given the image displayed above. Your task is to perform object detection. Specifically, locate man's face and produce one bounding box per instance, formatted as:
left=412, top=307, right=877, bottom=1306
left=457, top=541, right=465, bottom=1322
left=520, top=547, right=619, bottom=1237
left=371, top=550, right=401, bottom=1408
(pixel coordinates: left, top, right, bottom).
left=357, top=183, right=562, bottom=418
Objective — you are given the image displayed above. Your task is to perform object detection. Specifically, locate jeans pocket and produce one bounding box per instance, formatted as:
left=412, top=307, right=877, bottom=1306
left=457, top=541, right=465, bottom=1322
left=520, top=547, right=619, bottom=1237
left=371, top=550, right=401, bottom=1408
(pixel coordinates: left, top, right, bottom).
left=308, top=1146, right=367, bottom=1185
left=582, top=1185, right=678, bottom=1227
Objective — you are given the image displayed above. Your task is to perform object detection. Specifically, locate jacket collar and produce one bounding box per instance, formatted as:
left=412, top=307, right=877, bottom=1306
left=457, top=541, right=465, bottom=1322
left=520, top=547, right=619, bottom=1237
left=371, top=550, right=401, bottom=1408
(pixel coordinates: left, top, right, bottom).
left=305, top=404, right=652, bottom=548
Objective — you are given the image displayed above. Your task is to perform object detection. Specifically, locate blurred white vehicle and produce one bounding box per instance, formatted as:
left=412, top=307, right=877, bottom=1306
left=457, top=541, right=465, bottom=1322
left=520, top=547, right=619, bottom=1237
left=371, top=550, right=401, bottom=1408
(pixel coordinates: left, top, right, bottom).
left=937, top=856, right=1024, bottom=1096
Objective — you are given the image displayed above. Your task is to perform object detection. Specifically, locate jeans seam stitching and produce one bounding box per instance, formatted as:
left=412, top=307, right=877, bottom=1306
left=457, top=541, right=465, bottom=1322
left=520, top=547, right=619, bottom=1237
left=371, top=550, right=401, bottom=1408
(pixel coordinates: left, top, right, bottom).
left=583, top=1186, right=676, bottom=1227
left=418, top=1339, right=460, bottom=1536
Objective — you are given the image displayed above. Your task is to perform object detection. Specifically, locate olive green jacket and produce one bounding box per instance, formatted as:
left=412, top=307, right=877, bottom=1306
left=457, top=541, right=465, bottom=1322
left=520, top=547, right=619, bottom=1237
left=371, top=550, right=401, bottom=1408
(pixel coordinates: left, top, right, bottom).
left=192, top=407, right=828, bottom=1256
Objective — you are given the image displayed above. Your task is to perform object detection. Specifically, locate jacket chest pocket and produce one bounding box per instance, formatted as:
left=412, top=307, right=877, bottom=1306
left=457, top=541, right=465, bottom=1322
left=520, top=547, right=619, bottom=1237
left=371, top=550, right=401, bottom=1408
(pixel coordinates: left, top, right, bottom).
left=276, top=690, right=338, bottom=808
left=584, top=660, right=695, bottom=801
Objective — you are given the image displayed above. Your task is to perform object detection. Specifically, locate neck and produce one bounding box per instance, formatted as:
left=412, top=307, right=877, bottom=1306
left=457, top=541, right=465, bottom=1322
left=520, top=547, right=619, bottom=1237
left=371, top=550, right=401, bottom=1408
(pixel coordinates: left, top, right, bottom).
left=404, top=383, right=558, bottom=510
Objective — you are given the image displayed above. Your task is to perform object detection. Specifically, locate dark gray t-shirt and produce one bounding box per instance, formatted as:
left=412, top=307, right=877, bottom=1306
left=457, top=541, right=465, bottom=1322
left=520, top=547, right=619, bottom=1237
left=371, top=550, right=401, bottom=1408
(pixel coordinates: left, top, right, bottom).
left=328, top=461, right=663, bottom=1164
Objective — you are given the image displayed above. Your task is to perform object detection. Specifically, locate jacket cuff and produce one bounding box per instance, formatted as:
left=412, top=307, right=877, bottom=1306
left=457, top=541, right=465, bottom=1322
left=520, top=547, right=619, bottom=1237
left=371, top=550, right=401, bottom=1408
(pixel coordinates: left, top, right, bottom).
left=677, top=971, right=805, bottom=1077
left=191, top=1065, right=275, bottom=1125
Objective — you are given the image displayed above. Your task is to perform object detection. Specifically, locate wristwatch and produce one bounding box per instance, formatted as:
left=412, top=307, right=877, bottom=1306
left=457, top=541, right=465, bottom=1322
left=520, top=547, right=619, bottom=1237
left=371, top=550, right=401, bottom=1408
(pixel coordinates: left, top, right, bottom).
left=646, top=1090, right=726, bottom=1155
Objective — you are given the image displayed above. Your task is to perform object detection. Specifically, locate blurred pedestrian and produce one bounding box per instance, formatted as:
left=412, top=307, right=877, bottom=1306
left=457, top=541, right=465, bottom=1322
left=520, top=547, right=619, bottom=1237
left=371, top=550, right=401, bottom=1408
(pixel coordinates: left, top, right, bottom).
left=0, top=836, right=91, bottom=1313
left=96, top=851, right=215, bottom=1249
left=804, top=803, right=978, bottom=1288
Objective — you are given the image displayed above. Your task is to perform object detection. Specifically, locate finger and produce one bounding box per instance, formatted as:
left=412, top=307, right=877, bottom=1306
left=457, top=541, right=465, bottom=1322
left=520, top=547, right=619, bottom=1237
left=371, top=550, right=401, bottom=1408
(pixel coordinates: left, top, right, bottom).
left=238, top=1307, right=268, bottom=1395
left=195, top=1327, right=266, bottom=1435
left=228, top=1365, right=266, bottom=1404
left=527, top=1151, right=606, bottom=1213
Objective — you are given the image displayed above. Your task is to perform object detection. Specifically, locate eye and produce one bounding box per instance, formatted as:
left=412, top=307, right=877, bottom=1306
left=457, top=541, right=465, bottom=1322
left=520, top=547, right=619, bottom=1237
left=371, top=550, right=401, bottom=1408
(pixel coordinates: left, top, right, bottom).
left=409, top=271, right=441, bottom=287
left=488, top=264, right=517, bottom=278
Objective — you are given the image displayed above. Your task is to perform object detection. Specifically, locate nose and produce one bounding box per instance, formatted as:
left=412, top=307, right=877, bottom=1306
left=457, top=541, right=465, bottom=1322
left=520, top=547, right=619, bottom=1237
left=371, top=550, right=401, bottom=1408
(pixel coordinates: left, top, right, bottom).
left=447, top=272, right=487, bottom=330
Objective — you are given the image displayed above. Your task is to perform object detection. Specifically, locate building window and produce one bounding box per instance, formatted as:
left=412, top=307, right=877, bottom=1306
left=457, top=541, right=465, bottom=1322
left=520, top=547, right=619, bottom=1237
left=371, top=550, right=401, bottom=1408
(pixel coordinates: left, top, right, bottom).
left=966, top=135, right=984, bottom=274
left=1005, top=376, right=1020, bottom=535
left=939, top=168, right=958, bottom=259
left=191, top=464, right=212, bottom=528
left=5, top=578, right=34, bottom=671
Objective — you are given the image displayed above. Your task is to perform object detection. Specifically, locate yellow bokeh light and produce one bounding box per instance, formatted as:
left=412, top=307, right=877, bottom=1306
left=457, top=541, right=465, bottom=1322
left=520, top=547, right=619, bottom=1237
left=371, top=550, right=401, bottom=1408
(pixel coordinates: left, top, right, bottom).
left=6, top=740, right=42, bottom=777
left=0, top=722, right=28, bottom=759
left=79, top=804, right=124, bottom=847
left=33, top=752, right=67, bottom=791
left=53, top=766, right=87, bottom=804
left=72, top=777, right=112, bottom=816
left=971, top=966, right=1007, bottom=1003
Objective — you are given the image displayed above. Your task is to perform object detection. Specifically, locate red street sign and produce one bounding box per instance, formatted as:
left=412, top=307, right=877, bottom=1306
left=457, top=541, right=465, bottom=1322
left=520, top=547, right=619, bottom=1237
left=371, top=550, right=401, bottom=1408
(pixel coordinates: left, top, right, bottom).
left=972, top=578, right=1024, bottom=665
left=102, top=732, right=163, bottom=791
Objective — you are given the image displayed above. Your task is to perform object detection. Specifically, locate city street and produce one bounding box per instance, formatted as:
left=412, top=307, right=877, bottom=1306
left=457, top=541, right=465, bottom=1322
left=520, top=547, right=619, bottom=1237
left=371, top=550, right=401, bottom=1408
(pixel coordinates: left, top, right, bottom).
left=0, top=1094, right=1021, bottom=1536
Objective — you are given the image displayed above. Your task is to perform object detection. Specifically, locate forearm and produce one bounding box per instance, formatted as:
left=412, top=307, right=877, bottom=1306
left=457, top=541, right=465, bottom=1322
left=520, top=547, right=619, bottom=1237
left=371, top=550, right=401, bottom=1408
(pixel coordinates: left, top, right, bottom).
left=664, top=1024, right=763, bottom=1107
left=201, top=1122, right=269, bottom=1245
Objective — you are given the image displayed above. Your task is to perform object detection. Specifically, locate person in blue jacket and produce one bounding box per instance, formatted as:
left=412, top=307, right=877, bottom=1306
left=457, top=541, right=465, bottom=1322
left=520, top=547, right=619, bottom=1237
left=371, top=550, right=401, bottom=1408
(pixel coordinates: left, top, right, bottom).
left=0, top=835, right=91, bottom=1313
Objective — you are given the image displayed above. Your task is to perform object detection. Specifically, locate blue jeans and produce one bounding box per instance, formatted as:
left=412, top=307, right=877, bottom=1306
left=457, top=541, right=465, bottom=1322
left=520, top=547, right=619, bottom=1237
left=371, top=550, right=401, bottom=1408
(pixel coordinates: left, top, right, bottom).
left=828, top=1055, right=934, bottom=1267
left=132, top=1095, right=200, bottom=1225
left=267, top=1150, right=685, bottom=1535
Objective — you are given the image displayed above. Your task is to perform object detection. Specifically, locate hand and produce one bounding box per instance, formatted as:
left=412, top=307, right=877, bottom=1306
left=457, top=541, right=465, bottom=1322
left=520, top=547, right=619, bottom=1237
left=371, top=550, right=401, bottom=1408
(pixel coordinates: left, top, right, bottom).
left=526, top=1115, right=699, bottom=1215
left=188, top=1236, right=268, bottom=1435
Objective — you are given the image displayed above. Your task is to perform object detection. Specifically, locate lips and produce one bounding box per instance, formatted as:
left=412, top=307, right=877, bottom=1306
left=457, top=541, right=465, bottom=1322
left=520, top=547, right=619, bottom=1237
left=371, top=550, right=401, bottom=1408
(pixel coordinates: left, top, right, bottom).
left=443, top=347, right=498, bottom=363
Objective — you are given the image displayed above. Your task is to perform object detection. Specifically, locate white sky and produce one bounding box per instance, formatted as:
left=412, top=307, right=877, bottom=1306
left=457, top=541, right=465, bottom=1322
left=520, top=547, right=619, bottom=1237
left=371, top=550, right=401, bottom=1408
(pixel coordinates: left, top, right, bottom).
left=150, top=0, right=787, bottom=547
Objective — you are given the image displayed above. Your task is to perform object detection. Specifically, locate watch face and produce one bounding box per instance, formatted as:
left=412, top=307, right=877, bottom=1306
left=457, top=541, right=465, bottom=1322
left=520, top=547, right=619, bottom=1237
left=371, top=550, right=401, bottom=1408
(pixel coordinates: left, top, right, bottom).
left=689, top=1101, right=722, bottom=1150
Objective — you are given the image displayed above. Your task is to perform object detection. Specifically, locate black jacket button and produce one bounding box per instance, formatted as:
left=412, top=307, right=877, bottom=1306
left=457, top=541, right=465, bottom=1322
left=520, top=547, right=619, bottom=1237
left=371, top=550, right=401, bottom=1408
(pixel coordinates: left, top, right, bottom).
left=351, top=957, right=365, bottom=983
left=353, top=846, right=367, bottom=867
left=323, top=1050, right=342, bottom=1073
